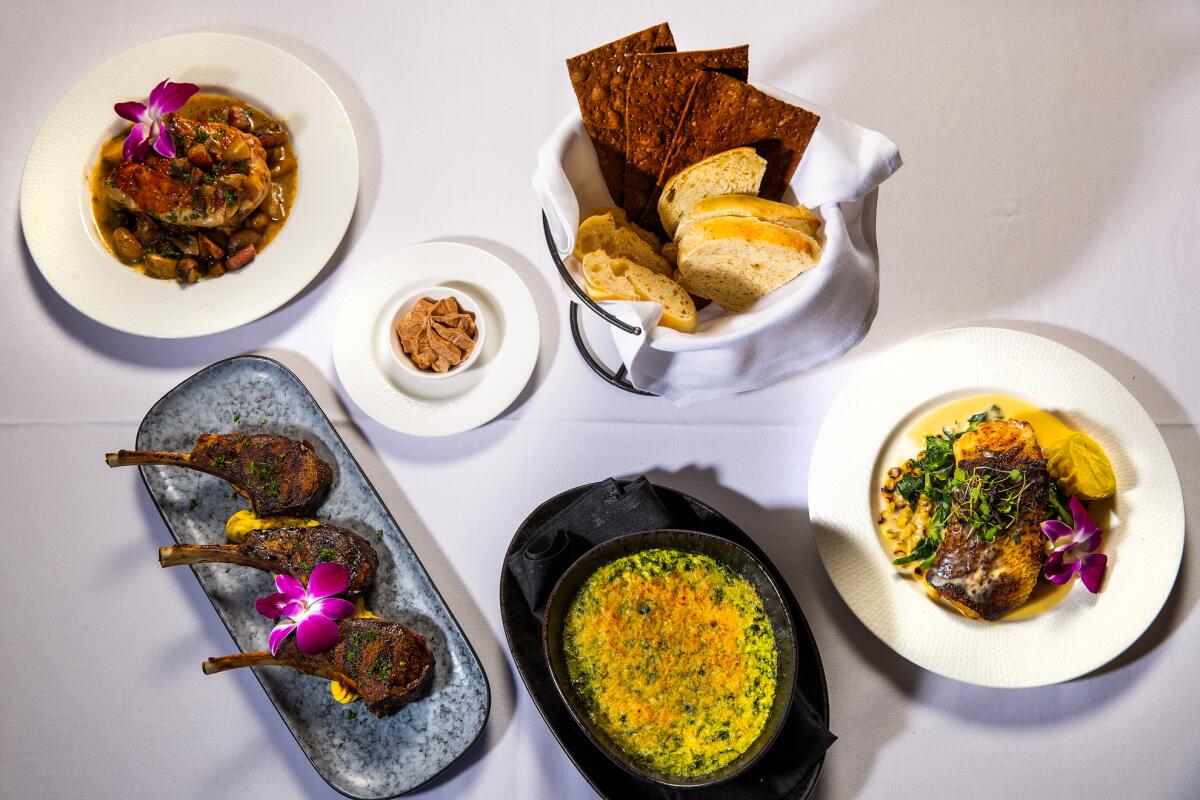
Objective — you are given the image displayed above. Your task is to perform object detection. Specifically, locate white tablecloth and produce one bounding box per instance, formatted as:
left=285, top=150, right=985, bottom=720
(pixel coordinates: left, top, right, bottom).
left=2, top=2, right=1197, bottom=799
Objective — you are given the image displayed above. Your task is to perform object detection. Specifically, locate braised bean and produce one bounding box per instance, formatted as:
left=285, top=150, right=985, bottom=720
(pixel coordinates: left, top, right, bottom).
left=176, top=258, right=201, bottom=283
left=111, top=227, right=143, bottom=262
left=109, top=209, right=133, bottom=229
left=269, top=145, right=296, bottom=177
left=227, top=106, right=252, bottom=131
left=198, top=234, right=224, bottom=262
left=265, top=184, right=286, bottom=221
left=225, top=244, right=257, bottom=271
left=255, top=129, right=288, bottom=149
left=245, top=212, right=271, bottom=232
left=226, top=229, right=262, bottom=254
left=187, top=143, right=213, bottom=170
left=134, top=216, right=159, bottom=246
left=144, top=253, right=178, bottom=280
left=172, top=234, right=199, bottom=257
left=222, top=138, right=251, bottom=163
left=208, top=262, right=227, bottom=278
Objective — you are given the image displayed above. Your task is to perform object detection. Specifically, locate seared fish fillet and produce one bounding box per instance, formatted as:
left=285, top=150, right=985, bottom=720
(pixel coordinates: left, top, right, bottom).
left=925, top=419, right=1048, bottom=620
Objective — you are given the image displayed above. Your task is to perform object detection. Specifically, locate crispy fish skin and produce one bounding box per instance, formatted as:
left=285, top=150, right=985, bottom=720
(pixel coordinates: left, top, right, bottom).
left=925, top=420, right=1048, bottom=620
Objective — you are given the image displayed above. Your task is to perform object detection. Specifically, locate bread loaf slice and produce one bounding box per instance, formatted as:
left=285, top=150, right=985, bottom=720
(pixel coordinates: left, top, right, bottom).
left=582, top=251, right=698, bottom=332
left=656, top=147, right=766, bottom=237
left=575, top=212, right=672, bottom=276
left=676, top=216, right=820, bottom=312
left=675, top=194, right=820, bottom=241
left=585, top=206, right=661, bottom=248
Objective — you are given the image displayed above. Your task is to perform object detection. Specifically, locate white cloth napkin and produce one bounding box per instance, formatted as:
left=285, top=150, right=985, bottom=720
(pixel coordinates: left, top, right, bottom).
left=533, top=83, right=901, bottom=405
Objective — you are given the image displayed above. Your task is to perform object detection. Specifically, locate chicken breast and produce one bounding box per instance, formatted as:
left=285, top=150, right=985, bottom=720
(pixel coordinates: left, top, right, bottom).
left=106, top=113, right=270, bottom=227
left=924, top=419, right=1049, bottom=620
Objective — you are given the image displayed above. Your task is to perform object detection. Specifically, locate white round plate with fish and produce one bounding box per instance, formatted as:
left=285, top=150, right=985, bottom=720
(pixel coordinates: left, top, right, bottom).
left=809, top=327, right=1184, bottom=687
left=19, top=33, right=358, bottom=338
left=332, top=242, right=540, bottom=437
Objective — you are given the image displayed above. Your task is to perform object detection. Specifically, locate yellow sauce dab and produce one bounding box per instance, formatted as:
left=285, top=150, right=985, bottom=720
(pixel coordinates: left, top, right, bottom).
left=562, top=549, right=776, bottom=777
left=331, top=598, right=379, bottom=704
left=880, top=394, right=1114, bottom=621
left=225, top=509, right=318, bottom=543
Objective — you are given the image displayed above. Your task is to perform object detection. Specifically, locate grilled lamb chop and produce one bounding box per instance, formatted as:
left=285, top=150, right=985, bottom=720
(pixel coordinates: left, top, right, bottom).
left=159, top=525, right=377, bottom=597
left=106, top=433, right=333, bottom=517
left=104, top=114, right=270, bottom=228
left=925, top=419, right=1049, bottom=620
left=202, top=618, right=435, bottom=717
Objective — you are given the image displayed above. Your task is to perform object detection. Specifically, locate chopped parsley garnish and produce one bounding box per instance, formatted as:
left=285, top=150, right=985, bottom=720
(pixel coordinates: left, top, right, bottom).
left=187, top=499, right=197, bottom=511
left=232, top=413, right=240, bottom=422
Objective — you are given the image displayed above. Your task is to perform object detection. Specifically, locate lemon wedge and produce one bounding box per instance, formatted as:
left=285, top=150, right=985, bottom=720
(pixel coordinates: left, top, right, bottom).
left=1045, top=432, right=1116, bottom=500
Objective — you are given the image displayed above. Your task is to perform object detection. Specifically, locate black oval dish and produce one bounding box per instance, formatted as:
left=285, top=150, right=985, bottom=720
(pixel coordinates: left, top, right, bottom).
left=542, top=530, right=798, bottom=787
left=499, top=481, right=829, bottom=800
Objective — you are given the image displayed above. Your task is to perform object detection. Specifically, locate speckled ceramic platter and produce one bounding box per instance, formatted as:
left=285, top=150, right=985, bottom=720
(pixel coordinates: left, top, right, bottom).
left=132, top=355, right=489, bottom=798
left=499, top=481, right=829, bottom=800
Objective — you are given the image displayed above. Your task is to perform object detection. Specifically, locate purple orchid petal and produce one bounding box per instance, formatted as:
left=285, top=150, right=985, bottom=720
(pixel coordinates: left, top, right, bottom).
left=1078, top=553, right=1108, bottom=593
left=123, top=123, right=151, bottom=161
left=309, top=596, right=356, bottom=621
left=1043, top=551, right=1077, bottom=585
left=307, top=563, right=350, bottom=600
left=1042, top=519, right=1074, bottom=545
left=114, top=101, right=148, bottom=123
left=274, top=573, right=307, bottom=600
left=1068, top=497, right=1100, bottom=540
left=151, top=122, right=176, bottom=159
left=147, top=79, right=198, bottom=115
left=255, top=591, right=293, bottom=619
left=268, top=622, right=297, bottom=655
left=295, top=614, right=341, bottom=654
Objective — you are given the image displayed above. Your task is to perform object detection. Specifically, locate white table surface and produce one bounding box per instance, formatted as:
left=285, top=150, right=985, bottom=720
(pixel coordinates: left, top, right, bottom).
left=2, top=2, right=1198, bottom=798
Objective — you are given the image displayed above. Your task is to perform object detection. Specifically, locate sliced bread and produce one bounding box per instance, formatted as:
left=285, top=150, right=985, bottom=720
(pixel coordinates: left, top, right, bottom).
left=675, top=194, right=821, bottom=241
left=586, top=206, right=661, bottom=248
left=676, top=216, right=820, bottom=312
left=582, top=251, right=698, bottom=332
left=574, top=211, right=672, bottom=276
left=655, top=147, right=766, bottom=237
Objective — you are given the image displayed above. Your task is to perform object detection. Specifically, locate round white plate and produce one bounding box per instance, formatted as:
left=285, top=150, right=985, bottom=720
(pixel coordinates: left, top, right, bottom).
left=809, top=327, right=1184, bottom=687
left=333, top=242, right=540, bottom=437
left=19, top=33, right=358, bottom=338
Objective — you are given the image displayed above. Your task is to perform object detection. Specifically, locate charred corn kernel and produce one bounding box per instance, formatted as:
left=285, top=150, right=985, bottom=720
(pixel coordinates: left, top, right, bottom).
left=330, top=599, right=381, bottom=703
left=225, top=509, right=318, bottom=543
left=1045, top=432, right=1116, bottom=500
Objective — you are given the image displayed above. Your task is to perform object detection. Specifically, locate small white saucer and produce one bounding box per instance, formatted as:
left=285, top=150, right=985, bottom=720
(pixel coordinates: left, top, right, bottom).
left=333, top=242, right=540, bottom=437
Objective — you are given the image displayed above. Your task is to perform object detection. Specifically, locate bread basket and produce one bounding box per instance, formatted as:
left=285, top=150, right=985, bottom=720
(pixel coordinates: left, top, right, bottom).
left=533, top=83, right=901, bottom=404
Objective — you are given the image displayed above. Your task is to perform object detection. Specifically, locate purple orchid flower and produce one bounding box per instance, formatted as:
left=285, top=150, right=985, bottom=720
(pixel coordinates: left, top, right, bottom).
left=1042, top=496, right=1107, bottom=593
left=254, top=563, right=355, bottom=655
left=114, top=79, right=198, bottom=161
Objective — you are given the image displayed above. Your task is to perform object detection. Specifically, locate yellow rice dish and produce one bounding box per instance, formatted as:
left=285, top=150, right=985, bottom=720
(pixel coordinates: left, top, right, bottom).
left=561, top=548, right=777, bottom=777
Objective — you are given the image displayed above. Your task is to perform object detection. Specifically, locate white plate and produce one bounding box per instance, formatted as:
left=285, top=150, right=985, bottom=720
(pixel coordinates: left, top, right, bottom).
left=19, top=33, right=358, bottom=338
left=333, top=242, right=540, bottom=437
left=809, top=327, right=1184, bottom=687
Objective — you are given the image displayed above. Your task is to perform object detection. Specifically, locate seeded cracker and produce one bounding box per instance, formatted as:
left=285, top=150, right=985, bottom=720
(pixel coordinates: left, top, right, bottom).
left=657, top=71, right=820, bottom=203
left=621, top=46, right=749, bottom=221
left=566, top=23, right=676, bottom=205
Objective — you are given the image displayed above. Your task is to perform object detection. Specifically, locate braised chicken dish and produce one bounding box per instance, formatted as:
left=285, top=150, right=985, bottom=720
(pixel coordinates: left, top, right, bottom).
left=91, top=94, right=296, bottom=282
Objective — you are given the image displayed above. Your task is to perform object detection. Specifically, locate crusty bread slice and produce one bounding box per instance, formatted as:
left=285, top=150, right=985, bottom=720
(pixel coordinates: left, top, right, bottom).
left=585, top=206, right=661, bottom=248
left=656, top=147, right=766, bottom=237
left=676, top=216, right=820, bottom=312
left=574, top=212, right=672, bottom=276
left=675, top=194, right=821, bottom=241
left=582, top=251, right=697, bottom=332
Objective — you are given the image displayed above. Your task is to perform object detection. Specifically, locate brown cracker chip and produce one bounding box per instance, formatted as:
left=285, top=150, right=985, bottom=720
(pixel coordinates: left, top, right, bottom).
left=656, top=71, right=820, bottom=204
left=566, top=23, right=676, bottom=204
left=621, top=46, right=750, bottom=221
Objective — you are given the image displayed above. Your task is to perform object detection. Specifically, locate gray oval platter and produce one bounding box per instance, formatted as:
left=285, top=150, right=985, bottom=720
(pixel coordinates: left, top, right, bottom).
left=131, top=355, right=489, bottom=799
